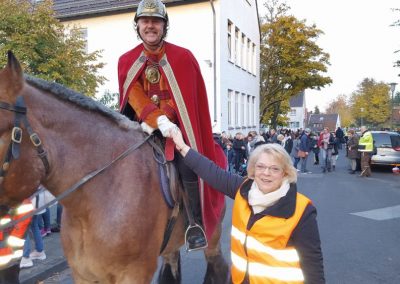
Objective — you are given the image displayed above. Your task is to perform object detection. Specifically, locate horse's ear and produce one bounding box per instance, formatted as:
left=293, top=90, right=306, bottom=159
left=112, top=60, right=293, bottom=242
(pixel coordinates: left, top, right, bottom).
left=7, top=51, right=23, bottom=78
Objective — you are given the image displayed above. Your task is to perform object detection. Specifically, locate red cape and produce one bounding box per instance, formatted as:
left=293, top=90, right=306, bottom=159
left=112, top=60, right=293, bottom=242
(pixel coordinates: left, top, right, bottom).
left=118, top=42, right=226, bottom=240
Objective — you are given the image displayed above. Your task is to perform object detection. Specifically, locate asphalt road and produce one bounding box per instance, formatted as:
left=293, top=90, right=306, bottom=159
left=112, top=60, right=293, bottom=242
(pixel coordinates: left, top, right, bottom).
left=44, top=148, right=400, bottom=283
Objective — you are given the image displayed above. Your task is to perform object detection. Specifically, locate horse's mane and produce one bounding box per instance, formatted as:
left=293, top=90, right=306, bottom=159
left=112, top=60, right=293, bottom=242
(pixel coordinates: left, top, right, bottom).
left=24, top=75, right=139, bottom=131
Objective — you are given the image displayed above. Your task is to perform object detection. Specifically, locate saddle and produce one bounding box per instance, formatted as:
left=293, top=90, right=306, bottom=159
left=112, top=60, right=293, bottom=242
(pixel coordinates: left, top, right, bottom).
left=148, top=135, right=207, bottom=252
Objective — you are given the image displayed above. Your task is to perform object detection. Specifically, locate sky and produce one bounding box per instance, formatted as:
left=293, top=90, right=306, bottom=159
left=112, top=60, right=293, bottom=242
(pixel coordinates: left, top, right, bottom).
left=257, top=0, right=400, bottom=111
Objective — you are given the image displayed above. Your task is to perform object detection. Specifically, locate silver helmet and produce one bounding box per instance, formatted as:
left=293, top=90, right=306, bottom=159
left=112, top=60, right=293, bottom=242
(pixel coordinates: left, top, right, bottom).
left=134, top=0, right=169, bottom=24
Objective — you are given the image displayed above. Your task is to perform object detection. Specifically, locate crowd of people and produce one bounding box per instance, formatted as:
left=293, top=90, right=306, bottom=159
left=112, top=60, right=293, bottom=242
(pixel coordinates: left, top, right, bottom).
left=215, top=125, right=373, bottom=177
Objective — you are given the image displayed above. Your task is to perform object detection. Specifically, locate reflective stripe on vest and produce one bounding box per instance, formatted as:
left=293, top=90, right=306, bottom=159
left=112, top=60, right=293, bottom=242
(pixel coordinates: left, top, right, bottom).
left=7, top=236, right=25, bottom=248
left=16, top=203, right=34, bottom=215
left=0, top=247, right=13, bottom=266
left=0, top=218, right=11, bottom=225
left=231, top=190, right=310, bottom=284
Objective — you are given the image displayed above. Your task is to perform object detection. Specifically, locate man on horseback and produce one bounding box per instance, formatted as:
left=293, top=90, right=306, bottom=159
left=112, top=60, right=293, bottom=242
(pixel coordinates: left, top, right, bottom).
left=118, top=0, right=226, bottom=251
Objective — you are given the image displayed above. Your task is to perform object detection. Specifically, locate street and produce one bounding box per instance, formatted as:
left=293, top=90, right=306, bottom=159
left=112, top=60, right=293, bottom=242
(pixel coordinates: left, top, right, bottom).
left=43, top=148, right=400, bottom=283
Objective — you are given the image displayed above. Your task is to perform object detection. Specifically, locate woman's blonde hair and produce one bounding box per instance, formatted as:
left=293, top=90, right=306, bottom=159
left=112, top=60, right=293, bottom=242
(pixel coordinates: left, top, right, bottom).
left=247, top=143, right=297, bottom=183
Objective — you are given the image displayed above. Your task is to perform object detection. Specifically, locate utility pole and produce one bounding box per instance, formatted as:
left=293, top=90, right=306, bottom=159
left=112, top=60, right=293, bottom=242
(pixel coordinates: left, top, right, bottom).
left=389, top=83, right=397, bottom=130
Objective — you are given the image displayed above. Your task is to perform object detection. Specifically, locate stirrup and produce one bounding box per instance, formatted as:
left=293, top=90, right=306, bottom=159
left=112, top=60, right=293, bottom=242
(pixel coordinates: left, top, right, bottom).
left=184, top=223, right=208, bottom=252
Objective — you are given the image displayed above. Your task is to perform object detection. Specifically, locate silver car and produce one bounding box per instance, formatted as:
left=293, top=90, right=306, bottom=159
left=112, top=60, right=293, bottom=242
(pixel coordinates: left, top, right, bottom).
left=370, top=131, right=400, bottom=166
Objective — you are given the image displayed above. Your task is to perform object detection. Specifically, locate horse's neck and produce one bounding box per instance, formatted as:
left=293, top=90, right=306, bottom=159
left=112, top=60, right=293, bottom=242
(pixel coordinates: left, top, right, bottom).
left=27, top=89, right=138, bottom=197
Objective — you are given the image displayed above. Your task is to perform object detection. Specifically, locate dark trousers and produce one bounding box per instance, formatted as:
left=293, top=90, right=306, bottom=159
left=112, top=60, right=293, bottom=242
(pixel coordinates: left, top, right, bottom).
left=174, top=151, right=201, bottom=223
left=360, top=152, right=372, bottom=177
left=0, top=264, right=20, bottom=284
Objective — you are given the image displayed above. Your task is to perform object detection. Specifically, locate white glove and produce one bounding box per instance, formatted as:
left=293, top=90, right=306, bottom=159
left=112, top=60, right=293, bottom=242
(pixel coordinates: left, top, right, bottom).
left=140, top=122, right=155, bottom=135
left=157, top=115, right=179, bottom=138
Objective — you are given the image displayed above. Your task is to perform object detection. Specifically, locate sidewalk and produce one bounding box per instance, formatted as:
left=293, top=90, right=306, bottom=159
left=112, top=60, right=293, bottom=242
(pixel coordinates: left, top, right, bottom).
left=19, top=231, right=68, bottom=284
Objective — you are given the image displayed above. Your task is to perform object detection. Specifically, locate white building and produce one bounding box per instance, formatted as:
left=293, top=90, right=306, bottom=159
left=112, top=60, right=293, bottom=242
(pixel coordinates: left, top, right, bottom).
left=288, top=91, right=307, bottom=130
left=53, top=0, right=261, bottom=135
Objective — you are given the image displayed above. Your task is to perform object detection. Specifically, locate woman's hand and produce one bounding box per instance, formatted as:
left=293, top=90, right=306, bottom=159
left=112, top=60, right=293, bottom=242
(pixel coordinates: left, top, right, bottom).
left=170, top=128, right=190, bottom=157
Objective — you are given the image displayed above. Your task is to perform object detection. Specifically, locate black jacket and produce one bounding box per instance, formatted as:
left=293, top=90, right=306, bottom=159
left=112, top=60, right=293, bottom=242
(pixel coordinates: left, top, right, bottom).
left=184, top=149, right=325, bottom=284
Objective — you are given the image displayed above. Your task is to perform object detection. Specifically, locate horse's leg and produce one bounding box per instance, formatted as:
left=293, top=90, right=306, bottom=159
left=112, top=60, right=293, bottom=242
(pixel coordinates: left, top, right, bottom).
left=203, top=208, right=230, bottom=284
left=158, top=251, right=181, bottom=284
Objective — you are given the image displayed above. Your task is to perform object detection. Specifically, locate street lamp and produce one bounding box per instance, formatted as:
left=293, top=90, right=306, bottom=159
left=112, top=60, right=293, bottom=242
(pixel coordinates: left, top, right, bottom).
left=389, top=82, right=397, bottom=130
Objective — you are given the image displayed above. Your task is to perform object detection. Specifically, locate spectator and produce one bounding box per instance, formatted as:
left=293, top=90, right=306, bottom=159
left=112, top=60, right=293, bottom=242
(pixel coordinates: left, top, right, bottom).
left=319, top=128, right=334, bottom=173
left=0, top=199, right=33, bottom=283
left=335, top=127, right=345, bottom=149
left=20, top=187, right=48, bottom=268
left=311, top=134, right=320, bottom=165
left=346, top=129, right=359, bottom=174
left=291, top=133, right=301, bottom=171
left=299, top=128, right=312, bottom=173
left=51, top=204, right=63, bottom=233
left=358, top=126, right=374, bottom=177
left=233, top=133, right=247, bottom=172
left=330, top=133, right=340, bottom=171
left=224, top=142, right=235, bottom=173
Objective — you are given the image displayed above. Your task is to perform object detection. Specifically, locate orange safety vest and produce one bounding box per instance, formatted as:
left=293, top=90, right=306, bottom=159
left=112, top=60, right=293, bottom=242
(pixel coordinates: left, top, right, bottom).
left=0, top=199, right=33, bottom=268
left=231, top=189, right=311, bottom=284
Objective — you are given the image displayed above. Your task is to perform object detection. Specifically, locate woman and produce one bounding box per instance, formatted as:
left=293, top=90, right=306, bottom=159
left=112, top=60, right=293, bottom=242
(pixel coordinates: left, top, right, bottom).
left=319, top=128, right=334, bottom=173
left=171, top=130, right=325, bottom=283
left=346, top=129, right=359, bottom=174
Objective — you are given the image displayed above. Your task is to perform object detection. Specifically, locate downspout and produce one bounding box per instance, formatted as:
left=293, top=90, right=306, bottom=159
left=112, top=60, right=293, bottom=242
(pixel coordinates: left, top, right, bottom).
left=210, top=0, right=217, bottom=122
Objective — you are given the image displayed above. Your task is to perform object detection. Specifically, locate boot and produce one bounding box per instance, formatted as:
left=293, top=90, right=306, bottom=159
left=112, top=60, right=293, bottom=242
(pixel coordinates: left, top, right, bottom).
left=182, top=181, right=207, bottom=251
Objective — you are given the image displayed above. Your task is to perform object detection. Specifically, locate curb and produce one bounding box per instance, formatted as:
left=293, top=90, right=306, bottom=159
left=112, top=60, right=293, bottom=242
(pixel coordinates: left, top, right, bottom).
left=20, top=259, right=68, bottom=284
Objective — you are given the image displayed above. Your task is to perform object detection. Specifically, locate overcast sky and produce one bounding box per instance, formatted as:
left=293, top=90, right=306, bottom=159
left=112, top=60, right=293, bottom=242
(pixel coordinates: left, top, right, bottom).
left=257, top=0, right=400, bottom=111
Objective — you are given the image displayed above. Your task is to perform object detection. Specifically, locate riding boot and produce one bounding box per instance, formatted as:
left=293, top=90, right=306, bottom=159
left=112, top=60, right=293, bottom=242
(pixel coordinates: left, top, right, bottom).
left=182, top=181, right=207, bottom=251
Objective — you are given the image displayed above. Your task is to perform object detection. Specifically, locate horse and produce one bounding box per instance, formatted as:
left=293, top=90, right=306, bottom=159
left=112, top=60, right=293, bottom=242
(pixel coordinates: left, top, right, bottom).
left=0, top=52, right=229, bottom=283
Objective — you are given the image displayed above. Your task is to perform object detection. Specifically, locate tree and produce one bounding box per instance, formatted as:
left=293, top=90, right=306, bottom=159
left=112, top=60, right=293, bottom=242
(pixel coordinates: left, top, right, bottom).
left=392, top=8, right=400, bottom=76
left=349, top=78, right=390, bottom=127
left=260, top=0, right=332, bottom=129
left=325, top=94, right=353, bottom=127
left=0, top=0, right=105, bottom=96
left=98, top=91, right=119, bottom=111
left=313, top=105, right=320, bottom=114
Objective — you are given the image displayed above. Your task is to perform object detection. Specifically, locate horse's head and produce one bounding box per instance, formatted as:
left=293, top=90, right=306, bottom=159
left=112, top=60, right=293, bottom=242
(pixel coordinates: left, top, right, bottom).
left=0, top=52, right=44, bottom=210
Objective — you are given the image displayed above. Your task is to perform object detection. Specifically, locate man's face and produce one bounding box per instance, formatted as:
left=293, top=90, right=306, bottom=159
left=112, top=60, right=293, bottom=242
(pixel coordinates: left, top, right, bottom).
left=137, top=16, right=165, bottom=49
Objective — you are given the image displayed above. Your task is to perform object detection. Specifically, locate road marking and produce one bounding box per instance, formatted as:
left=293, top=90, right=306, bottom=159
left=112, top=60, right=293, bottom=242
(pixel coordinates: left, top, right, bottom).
left=351, top=205, right=400, bottom=220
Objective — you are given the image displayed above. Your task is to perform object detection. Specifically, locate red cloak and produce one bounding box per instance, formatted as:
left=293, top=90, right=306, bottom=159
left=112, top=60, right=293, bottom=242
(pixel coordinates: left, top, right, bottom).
left=118, top=42, right=226, bottom=240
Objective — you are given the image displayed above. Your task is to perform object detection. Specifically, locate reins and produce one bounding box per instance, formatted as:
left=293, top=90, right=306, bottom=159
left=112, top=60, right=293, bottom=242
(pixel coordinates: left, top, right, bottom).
left=0, top=134, right=151, bottom=231
left=0, top=95, right=151, bottom=230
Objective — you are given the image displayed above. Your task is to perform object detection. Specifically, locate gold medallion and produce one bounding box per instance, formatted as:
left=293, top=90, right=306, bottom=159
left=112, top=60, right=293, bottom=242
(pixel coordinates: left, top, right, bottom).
left=145, top=66, right=160, bottom=84
left=151, top=94, right=160, bottom=106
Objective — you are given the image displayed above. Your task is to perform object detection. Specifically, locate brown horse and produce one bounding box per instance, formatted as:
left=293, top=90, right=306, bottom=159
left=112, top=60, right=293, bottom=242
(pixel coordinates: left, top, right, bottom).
left=0, top=52, right=229, bottom=283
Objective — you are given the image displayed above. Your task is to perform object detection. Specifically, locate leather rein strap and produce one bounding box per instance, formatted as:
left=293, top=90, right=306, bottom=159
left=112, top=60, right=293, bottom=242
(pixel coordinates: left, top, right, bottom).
left=0, top=132, right=152, bottom=231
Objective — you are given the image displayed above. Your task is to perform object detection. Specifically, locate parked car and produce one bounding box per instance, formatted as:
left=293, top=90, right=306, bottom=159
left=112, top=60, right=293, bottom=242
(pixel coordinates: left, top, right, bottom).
left=370, top=131, right=400, bottom=166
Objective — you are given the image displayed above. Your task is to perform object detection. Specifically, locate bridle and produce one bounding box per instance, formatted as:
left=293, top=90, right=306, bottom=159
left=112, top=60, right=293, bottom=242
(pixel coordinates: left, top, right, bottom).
left=0, top=94, right=153, bottom=230
left=0, top=96, right=50, bottom=188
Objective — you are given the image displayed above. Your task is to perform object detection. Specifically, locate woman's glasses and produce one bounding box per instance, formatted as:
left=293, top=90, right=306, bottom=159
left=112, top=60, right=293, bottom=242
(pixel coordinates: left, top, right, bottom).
left=255, top=164, right=283, bottom=174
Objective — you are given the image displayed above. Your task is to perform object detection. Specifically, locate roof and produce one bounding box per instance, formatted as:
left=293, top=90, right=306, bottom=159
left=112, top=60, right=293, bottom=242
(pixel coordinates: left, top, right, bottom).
left=53, top=0, right=207, bottom=20
left=308, top=113, right=339, bottom=124
left=289, top=91, right=304, bottom=108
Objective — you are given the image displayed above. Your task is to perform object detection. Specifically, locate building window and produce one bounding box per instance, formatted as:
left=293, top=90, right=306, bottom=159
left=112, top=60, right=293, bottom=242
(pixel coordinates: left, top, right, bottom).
left=228, top=90, right=233, bottom=127
left=251, top=96, right=255, bottom=126
left=251, top=43, right=256, bottom=74
left=235, top=28, right=239, bottom=65
left=235, top=91, right=240, bottom=126
left=290, top=109, right=296, bottom=116
left=241, top=93, right=245, bottom=126
left=228, top=21, right=232, bottom=61
left=247, top=39, right=251, bottom=71
left=241, top=34, right=246, bottom=69
left=246, top=95, right=251, bottom=126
